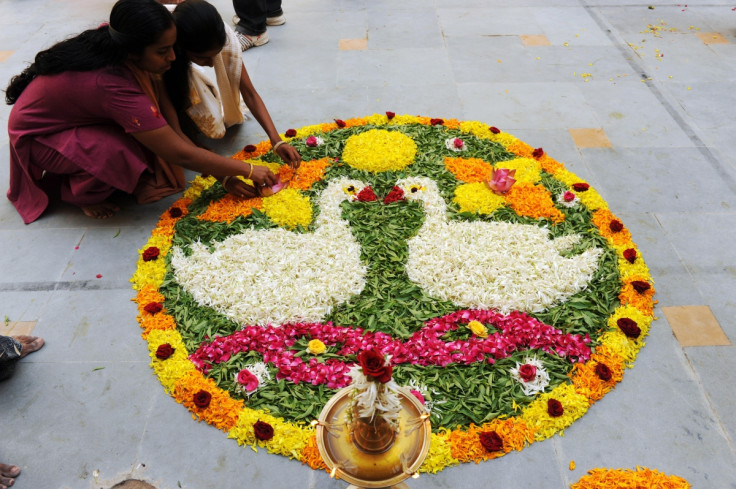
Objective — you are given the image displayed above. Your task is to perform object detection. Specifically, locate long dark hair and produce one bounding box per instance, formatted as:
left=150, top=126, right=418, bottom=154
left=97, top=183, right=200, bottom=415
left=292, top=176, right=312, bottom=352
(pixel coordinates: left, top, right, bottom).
left=164, top=0, right=227, bottom=114
left=5, top=0, right=174, bottom=105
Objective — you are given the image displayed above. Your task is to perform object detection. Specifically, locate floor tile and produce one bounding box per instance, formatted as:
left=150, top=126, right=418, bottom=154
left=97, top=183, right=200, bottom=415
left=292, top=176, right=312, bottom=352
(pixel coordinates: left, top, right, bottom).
left=569, top=128, right=612, bottom=148
left=685, top=346, right=736, bottom=443
left=696, top=32, right=729, bottom=44
left=520, top=34, right=550, bottom=46
left=0, top=50, right=12, bottom=62
left=338, top=38, right=367, bottom=50
left=366, top=11, right=444, bottom=50
left=0, top=320, right=36, bottom=336
left=663, top=305, right=731, bottom=346
left=0, top=228, right=84, bottom=284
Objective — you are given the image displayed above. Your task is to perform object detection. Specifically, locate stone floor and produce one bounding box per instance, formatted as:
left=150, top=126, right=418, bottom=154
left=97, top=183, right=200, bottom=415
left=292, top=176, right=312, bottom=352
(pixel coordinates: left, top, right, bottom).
left=1, top=0, right=736, bottom=488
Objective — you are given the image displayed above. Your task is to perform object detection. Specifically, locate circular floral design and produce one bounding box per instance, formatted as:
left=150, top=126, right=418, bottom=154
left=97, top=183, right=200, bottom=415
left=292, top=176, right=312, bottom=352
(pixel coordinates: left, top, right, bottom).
left=131, top=114, right=655, bottom=473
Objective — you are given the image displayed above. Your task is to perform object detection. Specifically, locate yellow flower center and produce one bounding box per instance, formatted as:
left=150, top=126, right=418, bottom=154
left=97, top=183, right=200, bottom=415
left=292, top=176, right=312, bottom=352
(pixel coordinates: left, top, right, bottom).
left=342, top=129, right=417, bottom=172
left=467, top=320, right=489, bottom=338
left=307, top=339, right=326, bottom=354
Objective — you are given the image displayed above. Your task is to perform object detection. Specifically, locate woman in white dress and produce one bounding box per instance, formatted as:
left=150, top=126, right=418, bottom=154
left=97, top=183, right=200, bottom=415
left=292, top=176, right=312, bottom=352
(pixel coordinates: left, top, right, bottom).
left=164, top=0, right=300, bottom=197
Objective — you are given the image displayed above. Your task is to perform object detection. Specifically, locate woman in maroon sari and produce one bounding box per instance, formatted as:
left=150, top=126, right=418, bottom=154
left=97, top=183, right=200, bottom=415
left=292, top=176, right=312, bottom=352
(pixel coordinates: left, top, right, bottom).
left=6, top=0, right=277, bottom=223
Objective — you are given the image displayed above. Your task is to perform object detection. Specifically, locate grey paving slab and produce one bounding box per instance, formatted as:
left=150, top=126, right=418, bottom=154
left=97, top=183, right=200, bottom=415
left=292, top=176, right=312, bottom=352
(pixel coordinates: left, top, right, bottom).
left=367, top=12, right=445, bottom=50
left=534, top=6, right=615, bottom=46
left=457, top=82, right=601, bottom=129
left=31, top=289, right=144, bottom=363
left=685, top=346, right=736, bottom=445
left=581, top=147, right=736, bottom=213
left=364, top=85, right=463, bottom=122
left=0, top=290, right=54, bottom=321
left=0, top=228, right=83, bottom=284
left=337, top=48, right=455, bottom=88
left=1, top=362, right=154, bottom=489
left=437, top=7, right=542, bottom=38
left=58, top=226, right=158, bottom=285
left=579, top=81, right=696, bottom=148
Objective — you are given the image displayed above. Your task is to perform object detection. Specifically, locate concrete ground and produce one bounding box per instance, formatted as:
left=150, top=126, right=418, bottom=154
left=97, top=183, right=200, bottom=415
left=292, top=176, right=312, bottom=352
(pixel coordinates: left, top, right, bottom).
left=1, top=0, right=735, bottom=488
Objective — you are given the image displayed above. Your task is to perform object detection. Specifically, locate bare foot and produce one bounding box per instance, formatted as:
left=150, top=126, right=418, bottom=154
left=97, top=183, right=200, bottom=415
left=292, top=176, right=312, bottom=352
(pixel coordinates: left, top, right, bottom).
left=12, top=335, right=44, bottom=358
left=0, top=463, right=20, bottom=489
left=81, top=202, right=119, bottom=219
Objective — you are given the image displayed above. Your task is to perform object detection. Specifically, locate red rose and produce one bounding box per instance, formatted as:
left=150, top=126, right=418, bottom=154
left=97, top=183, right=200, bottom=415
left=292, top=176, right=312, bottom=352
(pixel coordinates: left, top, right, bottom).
left=430, top=118, right=443, bottom=126
left=547, top=399, right=564, bottom=417
left=478, top=431, right=503, bottom=452
left=253, top=420, right=274, bottom=441
left=595, top=363, right=612, bottom=381
left=609, top=220, right=624, bottom=232
left=453, top=138, right=464, bottom=149
left=356, top=187, right=377, bottom=202
left=155, top=343, right=174, bottom=360
left=631, top=280, right=651, bottom=293
left=623, top=248, right=637, bottom=263
left=617, top=318, right=641, bottom=338
left=142, top=247, right=160, bottom=261
left=563, top=191, right=576, bottom=202
left=334, top=119, right=346, bottom=128
left=518, top=364, right=537, bottom=382
left=144, top=302, right=163, bottom=314
left=192, top=390, right=212, bottom=408
left=169, top=207, right=183, bottom=218
left=489, top=126, right=501, bottom=134
left=532, top=147, right=544, bottom=159
left=572, top=183, right=589, bottom=192
left=243, top=144, right=257, bottom=152
left=285, top=128, right=297, bottom=137
left=386, top=111, right=396, bottom=120
left=357, top=350, right=392, bottom=383
left=305, top=136, right=318, bottom=147
left=383, top=186, right=405, bottom=204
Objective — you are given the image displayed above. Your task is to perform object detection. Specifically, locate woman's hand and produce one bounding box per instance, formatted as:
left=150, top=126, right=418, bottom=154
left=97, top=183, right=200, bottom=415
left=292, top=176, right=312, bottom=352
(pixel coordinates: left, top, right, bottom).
left=249, top=164, right=278, bottom=187
left=274, top=142, right=302, bottom=169
left=223, top=177, right=260, bottom=199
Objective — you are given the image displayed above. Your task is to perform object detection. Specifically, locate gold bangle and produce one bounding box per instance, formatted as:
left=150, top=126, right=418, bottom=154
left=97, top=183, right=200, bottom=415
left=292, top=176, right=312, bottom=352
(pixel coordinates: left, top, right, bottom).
left=272, top=140, right=286, bottom=152
left=247, top=163, right=253, bottom=180
left=221, top=176, right=231, bottom=189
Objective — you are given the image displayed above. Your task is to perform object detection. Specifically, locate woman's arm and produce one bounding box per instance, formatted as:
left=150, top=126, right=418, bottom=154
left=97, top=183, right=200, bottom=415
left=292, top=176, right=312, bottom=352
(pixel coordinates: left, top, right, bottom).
left=131, top=125, right=277, bottom=187
left=238, top=61, right=301, bottom=168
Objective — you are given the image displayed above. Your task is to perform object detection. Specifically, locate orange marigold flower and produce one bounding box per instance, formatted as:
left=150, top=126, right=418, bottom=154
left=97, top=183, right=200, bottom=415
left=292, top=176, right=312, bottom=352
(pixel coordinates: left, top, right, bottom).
left=448, top=418, right=534, bottom=463
left=619, top=276, right=656, bottom=315
left=197, top=196, right=264, bottom=223
left=135, top=284, right=166, bottom=318
left=173, top=371, right=243, bottom=431
left=592, top=209, right=633, bottom=245
left=537, top=155, right=565, bottom=174
left=140, top=312, right=176, bottom=338
left=300, top=435, right=329, bottom=470
left=287, top=158, right=332, bottom=190
left=506, top=139, right=535, bottom=157
left=505, top=183, right=565, bottom=223
left=444, top=157, right=493, bottom=183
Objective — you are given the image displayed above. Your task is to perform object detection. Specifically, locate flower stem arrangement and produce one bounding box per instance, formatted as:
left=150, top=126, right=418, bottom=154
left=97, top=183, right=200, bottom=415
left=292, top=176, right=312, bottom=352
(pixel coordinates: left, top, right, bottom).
left=346, top=350, right=402, bottom=454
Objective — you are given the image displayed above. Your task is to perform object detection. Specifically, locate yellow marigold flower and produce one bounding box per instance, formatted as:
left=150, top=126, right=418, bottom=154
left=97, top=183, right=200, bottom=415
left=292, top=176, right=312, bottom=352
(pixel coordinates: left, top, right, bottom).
left=229, top=408, right=312, bottom=458
left=494, top=157, right=541, bottom=183
left=453, top=182, right=506, bottom=214
left=262, top=189, right=312, bottom=229
left=342, top=129, right=417, bottom=172
left=183, top=175, right=217, bottom=200
left=520, top=383, right=590, bottom=441
left=614, top=244, right=652, bottom=279
left=307, top=339, right=326, bottom=354
left=569, top=460, right=576, bottom=471
left=467, top=320, right=489, bottom=338
left=147, top=329, right=194, bottom=393
left=445, top=157, right=492, bottom=183
left=420, top=431, right=459, bottom=474
left=458, top=120, right=494, bottom=139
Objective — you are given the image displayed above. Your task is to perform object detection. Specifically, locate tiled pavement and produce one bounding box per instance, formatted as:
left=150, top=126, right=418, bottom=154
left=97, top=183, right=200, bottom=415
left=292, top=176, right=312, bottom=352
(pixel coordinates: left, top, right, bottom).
left=1, top=1, right=735, bottom=488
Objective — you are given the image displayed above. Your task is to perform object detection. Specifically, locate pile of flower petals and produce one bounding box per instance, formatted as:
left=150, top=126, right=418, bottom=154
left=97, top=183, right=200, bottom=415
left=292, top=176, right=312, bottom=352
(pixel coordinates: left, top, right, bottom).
left=189, top=309, right=591, bottom=389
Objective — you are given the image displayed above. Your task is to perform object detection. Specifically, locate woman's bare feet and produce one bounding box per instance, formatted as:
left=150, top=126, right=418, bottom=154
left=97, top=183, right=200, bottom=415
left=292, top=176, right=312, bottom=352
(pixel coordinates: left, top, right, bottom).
left=0, top=463, right=20, bottom=489
left=81, top=201, right=119, bottom=219
left=12, top=335, right=44, bottom=358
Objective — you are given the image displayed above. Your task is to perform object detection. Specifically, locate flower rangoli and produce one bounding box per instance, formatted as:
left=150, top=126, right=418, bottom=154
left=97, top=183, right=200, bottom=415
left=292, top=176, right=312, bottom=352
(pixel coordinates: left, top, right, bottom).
left=131, top=114, right=655, bottom=472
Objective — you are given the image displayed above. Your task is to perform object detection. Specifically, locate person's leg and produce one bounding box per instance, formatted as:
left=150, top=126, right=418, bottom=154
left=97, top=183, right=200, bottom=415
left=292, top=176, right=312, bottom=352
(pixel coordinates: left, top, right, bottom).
left=233, top=0, right=268, bottom=35
left=28, top=140, right=120, bottom=219
left=0, top=463, right=21, bottom=489
left=265, top=0, right=283, bottom=19
left=0, top=335, right=22, bottom=381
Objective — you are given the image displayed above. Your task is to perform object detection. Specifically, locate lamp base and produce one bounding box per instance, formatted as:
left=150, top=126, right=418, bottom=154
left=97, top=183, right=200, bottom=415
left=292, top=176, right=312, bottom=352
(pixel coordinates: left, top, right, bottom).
left=346, top=484, right=410, bottom=489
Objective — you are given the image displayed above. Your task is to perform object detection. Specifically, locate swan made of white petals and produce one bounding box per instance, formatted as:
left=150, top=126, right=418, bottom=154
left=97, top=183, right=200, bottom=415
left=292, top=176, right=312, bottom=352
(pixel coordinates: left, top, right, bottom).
left=396, top=176, right=603, bottom=314
left=170, top=177, right=369, bottom=326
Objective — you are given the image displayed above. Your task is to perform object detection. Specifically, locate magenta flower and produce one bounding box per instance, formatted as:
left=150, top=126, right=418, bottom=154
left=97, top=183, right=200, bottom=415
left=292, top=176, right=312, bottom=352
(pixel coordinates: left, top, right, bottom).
left=237, top=369, right=260, bottom=392
left=486, top=168, right=517, bottom=195
left=305, top=136, right=318, bottom=147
